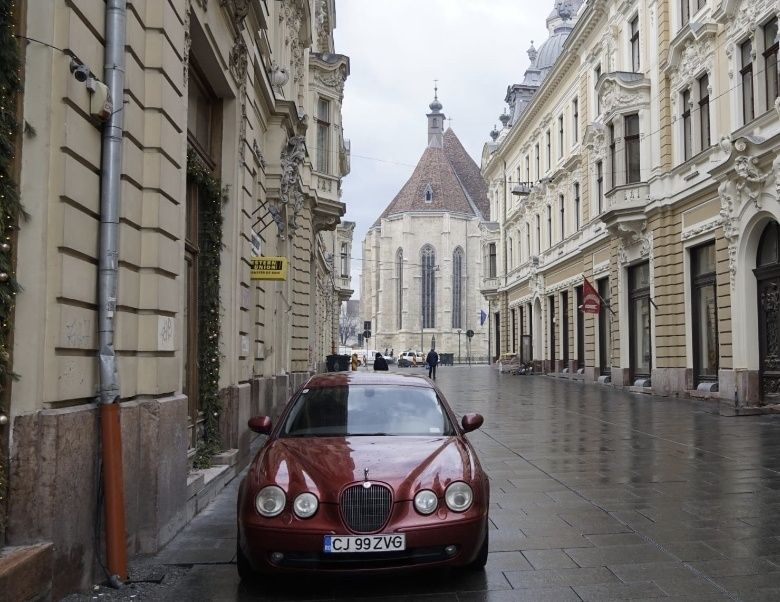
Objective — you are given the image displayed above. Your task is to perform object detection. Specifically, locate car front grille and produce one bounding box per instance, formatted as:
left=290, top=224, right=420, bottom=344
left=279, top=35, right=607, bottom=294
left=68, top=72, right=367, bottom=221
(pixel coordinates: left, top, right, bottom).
left=340, top=483, right=392, bottom=533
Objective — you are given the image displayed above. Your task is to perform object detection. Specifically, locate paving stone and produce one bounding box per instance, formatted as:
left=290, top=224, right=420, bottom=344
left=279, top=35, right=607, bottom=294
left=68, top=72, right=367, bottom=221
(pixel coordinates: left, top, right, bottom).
left=572, top=580, right=667, bottom=600
left=564, top=544, right=674, bottom=567
left=521, top=549, right=579, bottom=569
left=503, top=567, right=621, bottom=589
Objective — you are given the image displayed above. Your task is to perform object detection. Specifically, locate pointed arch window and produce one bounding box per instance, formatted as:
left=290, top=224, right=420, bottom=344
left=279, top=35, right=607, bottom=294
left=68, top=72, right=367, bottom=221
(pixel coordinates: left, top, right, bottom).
left=452, top=247, right=465, bottom=329
left=396, top=248, right=404, bottom=329
left=421, top=245, right=436, bottom=328
left=424, top=184, right=433, bottom=203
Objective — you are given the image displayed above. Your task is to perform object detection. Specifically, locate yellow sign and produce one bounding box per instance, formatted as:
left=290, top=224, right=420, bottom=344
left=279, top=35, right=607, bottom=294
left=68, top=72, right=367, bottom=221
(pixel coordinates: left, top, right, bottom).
left=250, top=256, right=288, bottom=280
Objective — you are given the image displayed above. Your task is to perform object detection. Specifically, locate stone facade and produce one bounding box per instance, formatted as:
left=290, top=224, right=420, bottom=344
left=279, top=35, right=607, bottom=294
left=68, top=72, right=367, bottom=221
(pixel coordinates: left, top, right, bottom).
left=481, top=0, right=780, bottom=414
left=1, top=0, right=351, bottom=597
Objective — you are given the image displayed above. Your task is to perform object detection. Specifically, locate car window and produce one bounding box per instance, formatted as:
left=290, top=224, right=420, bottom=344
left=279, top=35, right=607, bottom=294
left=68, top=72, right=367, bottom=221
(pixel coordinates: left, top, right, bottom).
left=281, top=385, right=455, bottom=437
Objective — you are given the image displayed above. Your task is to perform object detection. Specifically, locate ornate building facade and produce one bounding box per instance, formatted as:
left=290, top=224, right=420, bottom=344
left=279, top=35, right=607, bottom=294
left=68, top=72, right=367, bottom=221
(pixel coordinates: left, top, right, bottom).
left=481, top=0, right=780, bottom=414
left=0, top=0, right=351, bottom=597
left=362, top=95, right=489, bottom=360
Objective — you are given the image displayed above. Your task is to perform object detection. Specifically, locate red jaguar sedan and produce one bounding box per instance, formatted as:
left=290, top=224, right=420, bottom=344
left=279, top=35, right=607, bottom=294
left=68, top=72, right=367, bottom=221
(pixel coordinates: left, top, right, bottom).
left=236, top=371, right=489, bottom=579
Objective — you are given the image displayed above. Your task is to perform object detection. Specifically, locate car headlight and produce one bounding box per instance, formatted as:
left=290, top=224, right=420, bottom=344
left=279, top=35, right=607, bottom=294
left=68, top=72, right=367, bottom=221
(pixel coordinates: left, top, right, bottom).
left=293, top=492, right=319, bottom=518
left=414, top=489, right=438, bottom=515
left=255, top=485, right=286, bottom=517
left=444, top=482, right=473, bottom=512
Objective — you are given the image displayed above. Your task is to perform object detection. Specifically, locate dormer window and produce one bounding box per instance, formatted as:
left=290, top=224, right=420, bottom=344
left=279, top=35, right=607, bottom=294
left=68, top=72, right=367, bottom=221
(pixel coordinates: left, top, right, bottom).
left=424, top=184, right=433, bottom=203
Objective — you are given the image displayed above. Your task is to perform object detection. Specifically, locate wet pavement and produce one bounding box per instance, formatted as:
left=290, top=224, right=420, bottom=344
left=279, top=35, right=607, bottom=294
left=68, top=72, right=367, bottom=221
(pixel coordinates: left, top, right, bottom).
left=101, top=366, right=780, bottom=600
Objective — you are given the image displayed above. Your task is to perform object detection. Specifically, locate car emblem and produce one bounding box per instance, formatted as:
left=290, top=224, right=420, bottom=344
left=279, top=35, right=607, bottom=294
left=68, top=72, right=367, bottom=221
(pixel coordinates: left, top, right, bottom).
left=363, top=468, right=371, bottom=488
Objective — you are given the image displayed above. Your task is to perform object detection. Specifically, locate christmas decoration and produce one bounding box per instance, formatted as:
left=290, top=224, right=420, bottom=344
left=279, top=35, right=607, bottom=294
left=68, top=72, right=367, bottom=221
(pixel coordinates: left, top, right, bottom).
left=187, top=149, right=227, bottom=469
left=0, top=0, right=24, bottom=531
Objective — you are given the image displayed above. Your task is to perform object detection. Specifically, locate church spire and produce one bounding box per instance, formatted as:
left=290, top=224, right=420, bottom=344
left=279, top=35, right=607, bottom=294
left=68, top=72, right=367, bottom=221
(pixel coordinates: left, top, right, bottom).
left=427, top=82, right=446, bottom=148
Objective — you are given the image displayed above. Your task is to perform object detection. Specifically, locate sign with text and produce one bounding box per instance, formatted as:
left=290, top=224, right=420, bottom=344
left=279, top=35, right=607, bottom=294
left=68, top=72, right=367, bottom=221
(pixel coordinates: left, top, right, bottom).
left=250, top=256, right=288, bottom=280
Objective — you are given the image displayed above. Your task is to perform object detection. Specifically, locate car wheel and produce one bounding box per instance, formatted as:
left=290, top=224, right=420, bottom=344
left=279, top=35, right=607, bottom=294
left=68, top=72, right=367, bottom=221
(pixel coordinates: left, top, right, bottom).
left=237, top=542, right=257, bottom=583
left=467, top=528, right=489, bottom=570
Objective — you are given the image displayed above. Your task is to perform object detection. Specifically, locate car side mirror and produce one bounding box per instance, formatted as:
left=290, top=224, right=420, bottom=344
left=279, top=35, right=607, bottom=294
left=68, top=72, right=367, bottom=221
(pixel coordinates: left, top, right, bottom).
left=461, top=413, right=484, bottom=433
left=248, top=415, right=272, bottom=434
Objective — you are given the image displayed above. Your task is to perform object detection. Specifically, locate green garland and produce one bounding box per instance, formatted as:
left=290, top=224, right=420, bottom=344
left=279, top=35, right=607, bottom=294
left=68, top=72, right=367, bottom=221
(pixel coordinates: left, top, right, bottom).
left=0, top=0, right=24, bottom=532
left=187, top=150, right=227, bottom=469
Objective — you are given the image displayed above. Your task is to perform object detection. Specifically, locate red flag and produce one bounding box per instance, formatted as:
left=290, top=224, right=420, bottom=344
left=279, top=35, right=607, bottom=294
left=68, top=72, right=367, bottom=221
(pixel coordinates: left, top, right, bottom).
left=582, top=277, right=601, bottom=314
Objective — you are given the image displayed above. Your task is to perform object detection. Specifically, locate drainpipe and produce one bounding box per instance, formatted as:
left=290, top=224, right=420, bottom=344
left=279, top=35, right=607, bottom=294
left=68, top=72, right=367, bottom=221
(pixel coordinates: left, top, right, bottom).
left=98, top=0, right=128, bottom=582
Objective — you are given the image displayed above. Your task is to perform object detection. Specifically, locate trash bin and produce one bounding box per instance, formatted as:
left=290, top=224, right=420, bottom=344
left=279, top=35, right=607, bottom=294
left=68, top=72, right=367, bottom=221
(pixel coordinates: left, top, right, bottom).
left=440, top=353, right=454, bottom=366
left=336, top=354, right=351, bottom=371
left=326, top=355, right=339, bottom=371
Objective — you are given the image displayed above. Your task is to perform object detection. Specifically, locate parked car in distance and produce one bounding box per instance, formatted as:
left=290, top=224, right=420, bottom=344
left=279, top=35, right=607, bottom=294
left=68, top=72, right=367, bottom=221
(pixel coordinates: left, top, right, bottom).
left=237, top=371, right=489, bottom=579
left=397, top=350, right=425, bottom=367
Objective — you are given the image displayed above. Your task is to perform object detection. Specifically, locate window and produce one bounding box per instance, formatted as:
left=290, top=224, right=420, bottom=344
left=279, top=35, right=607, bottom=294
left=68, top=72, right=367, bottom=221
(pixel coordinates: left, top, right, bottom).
left=535, top=215, right=541, bottom=254
left=511, top=308, right=517, bottom=353
left=598, top=277, right=611, bottom=374
left=682, top=88, right=692, bottom=161
left=488, top=243, right=497, bottom=278
left=764, top=18, right=779, bottom=108
left=547, top=204, right=552, bottom=247
left=546, top=130, right=551, bottom=169
left=628, top=261, right=652, bottom=378
left=681, top=0, right=690, bottom=27
left=396, top=248, right=403, bottom=329
left=691, top=242, right=718, bottom=382
left=559, top=194, right=565, bottom=240
left=316, top=98, right=330, bottom=173
left=608, top=122, right=616, bottom=189
left=699, top=74, right=710, bottom=149
left=573, top=182, right=580, bottom=231
left=558, top=114, right=564, bottom=157
left=340, top=243, right=349, bottom=277
left=526, top=222, right=531, bottom=258
left=594, top=64, right=602, bottom=114
left=507, top=237, right=513, bottom=270
left=573, top=97, right=579, bottom=143
left=596, top=161, right=604, bottom=214
left=452, top=247, right=464, bottom=329
left=525, top=155, right=530, bottom=182
left=630, top=15, right=640, bottom=72
left=625, top=114, right=641, bottom=183
left=424, top=184, right=433, bottom=203
left=535, top=143, right=540, bottom=178
left=421, top=245, right=436, bottom=328
left=741, top=39, right=755, bottom=124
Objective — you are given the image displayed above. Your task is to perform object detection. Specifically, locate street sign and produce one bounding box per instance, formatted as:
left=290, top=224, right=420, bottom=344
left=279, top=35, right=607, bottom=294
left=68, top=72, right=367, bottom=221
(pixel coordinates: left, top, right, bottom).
left=363, top=330, right=371, bottom=340
left=466, top=329, right=474, bottom=338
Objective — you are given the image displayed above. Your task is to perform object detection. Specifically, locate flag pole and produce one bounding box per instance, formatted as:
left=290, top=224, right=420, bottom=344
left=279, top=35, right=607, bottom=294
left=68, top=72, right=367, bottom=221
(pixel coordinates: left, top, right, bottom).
left=585, top=276, right=616, bottom=316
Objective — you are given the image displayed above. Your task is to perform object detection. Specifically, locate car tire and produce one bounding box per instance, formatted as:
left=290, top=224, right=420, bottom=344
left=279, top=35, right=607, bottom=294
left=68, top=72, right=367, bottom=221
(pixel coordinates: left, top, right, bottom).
left=237, top=542, right=257, bottom=583
left=467, top=528, right=489, bottom=570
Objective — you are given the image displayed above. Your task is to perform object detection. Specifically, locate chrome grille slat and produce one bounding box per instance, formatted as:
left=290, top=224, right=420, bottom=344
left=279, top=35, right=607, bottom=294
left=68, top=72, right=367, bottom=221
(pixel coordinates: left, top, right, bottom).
left=341, top=484, right=392, bottom=532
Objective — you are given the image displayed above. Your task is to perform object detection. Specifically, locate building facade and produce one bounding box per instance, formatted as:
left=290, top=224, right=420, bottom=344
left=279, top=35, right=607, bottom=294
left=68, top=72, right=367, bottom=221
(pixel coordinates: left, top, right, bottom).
left=0, top=0, right=351, bottom=597
left=362, top=95, right=489, bottom=361
left=481, top=0, right=780, bottom=414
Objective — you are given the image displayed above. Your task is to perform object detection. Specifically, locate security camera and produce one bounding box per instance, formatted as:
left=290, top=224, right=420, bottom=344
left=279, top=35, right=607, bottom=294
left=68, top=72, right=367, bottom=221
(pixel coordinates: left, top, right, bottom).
left=69, top=59, right=90, bottom=83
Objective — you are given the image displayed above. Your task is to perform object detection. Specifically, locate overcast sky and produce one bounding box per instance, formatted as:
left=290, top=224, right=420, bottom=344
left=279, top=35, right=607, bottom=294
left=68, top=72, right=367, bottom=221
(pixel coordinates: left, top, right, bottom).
left=334, top=0, right=552, bottom=298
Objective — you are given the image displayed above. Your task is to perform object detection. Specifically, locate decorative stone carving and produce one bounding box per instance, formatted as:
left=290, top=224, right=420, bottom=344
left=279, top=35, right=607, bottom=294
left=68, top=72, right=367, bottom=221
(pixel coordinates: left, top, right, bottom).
left=229, top=36, right=248, bottom=82
left=183, top=1, right=192, bottom=83
left=280, top=0, right=305, bottom=86
left=281, top=136, right=307, bottom=233
left=600, top=80, right=639, bottom=115
left=269, top=61, right=290, bottom=93
left=681, top=216, right=721, bottom=241
left=252, top=140, right=266, bottom=169
left=734, top=154, right=768, bottom=208
left=221, top=0, right=250, bottom=28
left=583, top=123, right=607, bottom=159
left=726, top=0, right=774, bottom=40
left=669, top=38, right=715, bottom=92
left=194, top=0, right=208, bottom=9
left=316, top=0, right=330, bottom=53
left=267, top=200, right=286, bottom=238
left=314, top=64, right=348, bottom=97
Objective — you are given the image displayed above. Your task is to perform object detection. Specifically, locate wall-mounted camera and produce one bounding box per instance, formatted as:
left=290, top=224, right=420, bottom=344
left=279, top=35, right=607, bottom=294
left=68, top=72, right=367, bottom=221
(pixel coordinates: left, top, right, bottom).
left=69, top=58, right=90, bottom=83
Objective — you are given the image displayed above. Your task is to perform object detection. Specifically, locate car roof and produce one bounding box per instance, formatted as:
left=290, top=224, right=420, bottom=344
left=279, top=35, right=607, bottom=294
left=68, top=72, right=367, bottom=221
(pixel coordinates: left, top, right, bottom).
left=303, top=371, right=434, bottom=389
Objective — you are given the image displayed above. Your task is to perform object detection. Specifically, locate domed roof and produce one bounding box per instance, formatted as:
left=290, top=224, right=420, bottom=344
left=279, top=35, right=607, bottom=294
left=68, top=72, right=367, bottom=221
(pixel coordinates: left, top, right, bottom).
left=535, top=28, right=572, bottom=73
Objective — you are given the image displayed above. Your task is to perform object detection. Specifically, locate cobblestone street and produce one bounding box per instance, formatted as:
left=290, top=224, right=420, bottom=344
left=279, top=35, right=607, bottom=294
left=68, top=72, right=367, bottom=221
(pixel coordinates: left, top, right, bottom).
left=131, top=366, right=780, bottom=600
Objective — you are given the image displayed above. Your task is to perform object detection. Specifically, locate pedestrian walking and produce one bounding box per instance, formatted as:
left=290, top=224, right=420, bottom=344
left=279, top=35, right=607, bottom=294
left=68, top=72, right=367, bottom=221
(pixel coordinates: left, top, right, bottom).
left=351, top=353, right=359, bottom=371
left=373, top=351, right=389, bottom=371
left=426, top=348, right=439, bottom=380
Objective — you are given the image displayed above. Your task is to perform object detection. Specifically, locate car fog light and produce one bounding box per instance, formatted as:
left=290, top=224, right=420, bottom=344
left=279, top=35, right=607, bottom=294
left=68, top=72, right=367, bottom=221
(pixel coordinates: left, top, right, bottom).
left=270, top=552, right=284, bottom=563
left=255, top=485, right=286, bottom=517
left=414, top=489, right=438, bottom=515
left=444, top=482, right=473, bottom=512
left=444, top=545, right=457, bottom=556
left=293, top=492, right=319, bottom=518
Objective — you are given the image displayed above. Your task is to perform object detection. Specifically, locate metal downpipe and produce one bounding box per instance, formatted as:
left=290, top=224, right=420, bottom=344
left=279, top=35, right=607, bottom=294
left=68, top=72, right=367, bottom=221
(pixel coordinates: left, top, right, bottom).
left=98, top=0, right=127, bottom=582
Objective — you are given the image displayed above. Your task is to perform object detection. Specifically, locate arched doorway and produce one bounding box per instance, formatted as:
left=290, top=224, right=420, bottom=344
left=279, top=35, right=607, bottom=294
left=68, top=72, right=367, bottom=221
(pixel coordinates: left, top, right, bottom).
left=755, top=220, right=780, bottom=402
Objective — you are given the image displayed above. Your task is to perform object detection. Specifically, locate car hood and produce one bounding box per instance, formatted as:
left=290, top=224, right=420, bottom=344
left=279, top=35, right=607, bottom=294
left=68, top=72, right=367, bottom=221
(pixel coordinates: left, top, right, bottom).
left=249, top=436, right=477, bottom=502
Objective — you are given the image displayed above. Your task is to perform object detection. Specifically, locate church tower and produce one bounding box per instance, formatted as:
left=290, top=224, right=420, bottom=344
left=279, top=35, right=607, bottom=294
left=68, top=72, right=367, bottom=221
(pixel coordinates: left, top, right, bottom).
left=426, top=85, right=445, bottom=148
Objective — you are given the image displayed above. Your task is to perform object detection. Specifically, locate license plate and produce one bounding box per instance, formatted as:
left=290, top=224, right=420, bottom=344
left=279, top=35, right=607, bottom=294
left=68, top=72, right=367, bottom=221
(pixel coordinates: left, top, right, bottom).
left=323, top=534, right=406, bottom=553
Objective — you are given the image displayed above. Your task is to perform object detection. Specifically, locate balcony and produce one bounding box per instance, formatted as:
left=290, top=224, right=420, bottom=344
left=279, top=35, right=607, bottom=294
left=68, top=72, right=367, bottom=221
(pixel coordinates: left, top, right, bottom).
left=480, top=276, right=499, bottom=297
left=604, top=181, right=649, bottom=210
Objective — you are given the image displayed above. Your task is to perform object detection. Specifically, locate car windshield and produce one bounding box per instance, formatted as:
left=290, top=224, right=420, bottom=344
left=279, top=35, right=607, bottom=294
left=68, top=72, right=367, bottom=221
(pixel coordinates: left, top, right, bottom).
left=281, top=385, right=455, bottom=437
